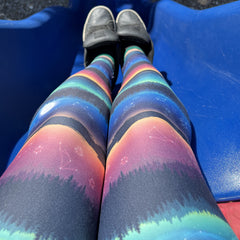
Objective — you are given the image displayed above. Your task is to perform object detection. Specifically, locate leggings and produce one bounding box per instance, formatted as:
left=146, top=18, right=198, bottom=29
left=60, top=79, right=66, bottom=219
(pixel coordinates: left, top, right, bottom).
left=0, top=54, right=114, bottom=239
left=98, top=46, right=237, bottom=240
left=0, top=46, right=237, bottom=240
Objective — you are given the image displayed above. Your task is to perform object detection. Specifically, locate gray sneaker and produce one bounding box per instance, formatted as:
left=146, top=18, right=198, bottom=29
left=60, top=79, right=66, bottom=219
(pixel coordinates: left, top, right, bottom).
left=83, top=6, right=119, bottom=68
left=116, top=9, right=154, bottom=63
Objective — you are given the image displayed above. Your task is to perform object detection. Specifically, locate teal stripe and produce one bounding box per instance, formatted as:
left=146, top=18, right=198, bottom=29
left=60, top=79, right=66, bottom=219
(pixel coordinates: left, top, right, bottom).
left=120, top=72, right=170, bottom=96
left=120, top=211, right=237, bottom=240
left=51, top=81, right=111, bottom=109
left=92, top=54, right=113, bottom=69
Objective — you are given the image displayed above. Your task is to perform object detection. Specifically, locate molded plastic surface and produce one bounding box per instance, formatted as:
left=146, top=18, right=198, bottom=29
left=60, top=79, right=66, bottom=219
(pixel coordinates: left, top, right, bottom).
left=151, top=0, right=240, bottom=201
left=218, top=202, right=240, bottom=238
left=0, top=1, right=96, bottom=173
left=2, top=0, right=240, bottom=202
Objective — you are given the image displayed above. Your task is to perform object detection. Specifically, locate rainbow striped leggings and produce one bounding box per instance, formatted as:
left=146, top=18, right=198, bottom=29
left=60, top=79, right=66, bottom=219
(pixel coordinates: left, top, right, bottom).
left=0, top=46, right=237, bottom=239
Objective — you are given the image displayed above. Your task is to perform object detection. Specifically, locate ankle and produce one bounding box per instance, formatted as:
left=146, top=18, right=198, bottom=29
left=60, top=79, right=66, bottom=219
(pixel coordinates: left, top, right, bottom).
left=84, top=44, right=117, bottom=66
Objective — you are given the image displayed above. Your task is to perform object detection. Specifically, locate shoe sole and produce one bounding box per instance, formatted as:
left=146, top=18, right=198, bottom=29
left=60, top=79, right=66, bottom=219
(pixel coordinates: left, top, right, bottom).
left=116, top=9, right=147, bottom=30
left=82, top=5, right=115, bottom=43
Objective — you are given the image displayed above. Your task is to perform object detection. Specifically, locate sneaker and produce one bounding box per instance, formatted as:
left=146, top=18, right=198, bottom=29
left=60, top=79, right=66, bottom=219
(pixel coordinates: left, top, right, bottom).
left=82, top=5, right=119, bottom=68
left=116, top=9, right=154, bottom=63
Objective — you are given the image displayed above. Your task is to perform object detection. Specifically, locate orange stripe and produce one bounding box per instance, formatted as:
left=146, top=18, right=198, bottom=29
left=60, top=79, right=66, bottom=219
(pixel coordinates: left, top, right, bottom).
left=101, top=55, right=114, bottom=65
left=125, top=47, right=143, bottom=57
left=71, top=69, right=111, bottom=99
left=119, top=64, right=160, bottom=92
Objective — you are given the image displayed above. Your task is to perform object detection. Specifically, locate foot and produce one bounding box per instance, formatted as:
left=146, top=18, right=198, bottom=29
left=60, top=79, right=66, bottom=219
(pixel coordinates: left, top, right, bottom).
left=83, top=6, right=119, bottom=67
left=116, top=9, right=154, bottom=63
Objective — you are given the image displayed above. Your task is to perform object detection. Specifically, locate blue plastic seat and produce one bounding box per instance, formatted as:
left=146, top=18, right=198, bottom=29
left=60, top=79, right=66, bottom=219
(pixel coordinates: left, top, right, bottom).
left=150, top=0, right=240, bottom=202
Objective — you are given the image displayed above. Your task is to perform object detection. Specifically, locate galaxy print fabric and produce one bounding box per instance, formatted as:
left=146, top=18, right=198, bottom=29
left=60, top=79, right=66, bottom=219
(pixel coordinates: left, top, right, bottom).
left=98, top=46, right=237, bottom=240
left=0, top=55, right=114, bottom=239
left=0, top=45, right=237, bottom=240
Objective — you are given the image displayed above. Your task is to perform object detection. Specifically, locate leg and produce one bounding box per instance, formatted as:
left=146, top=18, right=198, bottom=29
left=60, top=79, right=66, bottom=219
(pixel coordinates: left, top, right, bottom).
left=98, top=10, right=237, bottom=240
left=0, top=6, right=117, bottom=240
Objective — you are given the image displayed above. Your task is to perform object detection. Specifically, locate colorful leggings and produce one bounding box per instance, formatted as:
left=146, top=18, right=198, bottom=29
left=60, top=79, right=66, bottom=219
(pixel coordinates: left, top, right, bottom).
left=98, top=46, right=237, bottom=239
left=0, top=47, right=237, bottom=240
left=0, top=54, right=114, bottom=239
